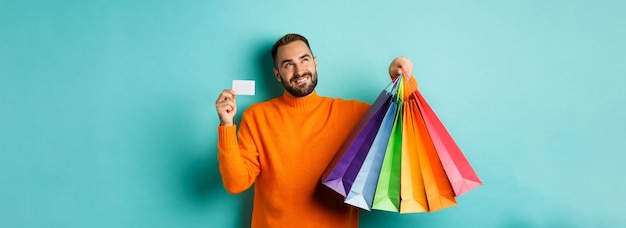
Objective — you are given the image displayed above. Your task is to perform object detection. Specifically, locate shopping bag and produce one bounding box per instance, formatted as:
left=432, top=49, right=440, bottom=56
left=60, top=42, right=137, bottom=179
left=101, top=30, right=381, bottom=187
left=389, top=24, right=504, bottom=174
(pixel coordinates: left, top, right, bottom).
left=322, top=82, right=395, bottom=196
left=371, top=79, right=404, bottom=212
left=399, top=99, right=429, bottom=213
left=399, top=75, right=457, bottom=213
left=408, top=98, right=457, bottom=212
left=413, top=90, right=482, bottom=196
left=324, top=73, right=480, bottom=214
left=344, top=99, right=398, bottom=210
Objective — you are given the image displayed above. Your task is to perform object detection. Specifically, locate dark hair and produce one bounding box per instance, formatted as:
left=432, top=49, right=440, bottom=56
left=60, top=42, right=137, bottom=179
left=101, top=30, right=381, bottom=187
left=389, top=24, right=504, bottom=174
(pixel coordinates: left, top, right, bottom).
left=271, top=33, right=313, bottom=67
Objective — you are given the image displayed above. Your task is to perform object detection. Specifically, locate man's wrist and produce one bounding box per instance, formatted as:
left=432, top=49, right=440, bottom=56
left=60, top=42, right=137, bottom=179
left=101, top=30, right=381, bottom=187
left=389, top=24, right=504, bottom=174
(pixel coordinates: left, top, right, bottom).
left=220, top=122, right=234, bottom=126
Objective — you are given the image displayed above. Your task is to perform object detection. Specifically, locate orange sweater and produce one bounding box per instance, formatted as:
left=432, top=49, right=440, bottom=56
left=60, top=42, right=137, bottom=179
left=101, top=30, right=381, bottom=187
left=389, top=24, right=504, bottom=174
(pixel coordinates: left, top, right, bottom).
left=218, top=91, right=370, bottom=228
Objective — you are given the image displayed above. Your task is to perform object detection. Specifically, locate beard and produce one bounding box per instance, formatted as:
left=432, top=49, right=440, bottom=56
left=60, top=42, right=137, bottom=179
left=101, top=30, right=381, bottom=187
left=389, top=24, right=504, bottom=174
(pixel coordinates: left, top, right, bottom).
left=280, top=71, right=318, bottom=97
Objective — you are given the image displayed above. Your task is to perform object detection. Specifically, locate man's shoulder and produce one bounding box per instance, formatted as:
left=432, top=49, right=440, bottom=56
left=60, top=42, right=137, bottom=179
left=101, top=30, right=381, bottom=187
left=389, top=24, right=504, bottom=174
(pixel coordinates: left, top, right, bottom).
left=323, top=96, right=370, bottom=108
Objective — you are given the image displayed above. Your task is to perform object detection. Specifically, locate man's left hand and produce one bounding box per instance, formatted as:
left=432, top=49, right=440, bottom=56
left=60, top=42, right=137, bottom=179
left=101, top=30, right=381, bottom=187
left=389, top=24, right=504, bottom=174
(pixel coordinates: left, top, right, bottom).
left=389, top=56, right=413, bottom=81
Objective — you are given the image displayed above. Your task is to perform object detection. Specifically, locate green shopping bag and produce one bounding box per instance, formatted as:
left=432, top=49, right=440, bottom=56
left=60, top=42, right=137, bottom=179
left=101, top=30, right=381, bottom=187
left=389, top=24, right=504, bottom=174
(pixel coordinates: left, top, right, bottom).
left=371, top=78, right=404, bottom=212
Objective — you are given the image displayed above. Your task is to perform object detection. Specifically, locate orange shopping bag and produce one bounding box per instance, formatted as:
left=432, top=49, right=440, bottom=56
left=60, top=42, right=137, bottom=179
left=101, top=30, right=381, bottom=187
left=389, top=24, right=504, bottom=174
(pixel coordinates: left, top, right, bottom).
left=408, top=97, right=457, bottom=212
left=399, top=76, right=456, bottom=213
left=414, top=89, right=482, bottom=196
left=399, top=94, right=428, bottom=213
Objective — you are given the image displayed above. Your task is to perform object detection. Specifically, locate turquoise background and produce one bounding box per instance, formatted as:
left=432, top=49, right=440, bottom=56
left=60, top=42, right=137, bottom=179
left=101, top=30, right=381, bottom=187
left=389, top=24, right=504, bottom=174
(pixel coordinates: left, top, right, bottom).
left=1, top=0, right=625, bottom=227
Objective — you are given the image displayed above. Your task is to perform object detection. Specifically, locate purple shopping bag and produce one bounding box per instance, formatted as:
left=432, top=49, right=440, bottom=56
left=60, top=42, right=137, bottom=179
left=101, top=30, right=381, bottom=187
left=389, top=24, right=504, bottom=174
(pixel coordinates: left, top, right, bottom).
left=344, top=99, right=397, bottom=210
left=322, top=81, right=397, bottom=196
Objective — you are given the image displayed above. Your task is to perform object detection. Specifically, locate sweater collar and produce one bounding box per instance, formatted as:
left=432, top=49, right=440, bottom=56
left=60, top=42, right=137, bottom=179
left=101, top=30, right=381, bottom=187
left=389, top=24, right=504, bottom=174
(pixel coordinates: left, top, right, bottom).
left=279, top=90, right=322, bottom=110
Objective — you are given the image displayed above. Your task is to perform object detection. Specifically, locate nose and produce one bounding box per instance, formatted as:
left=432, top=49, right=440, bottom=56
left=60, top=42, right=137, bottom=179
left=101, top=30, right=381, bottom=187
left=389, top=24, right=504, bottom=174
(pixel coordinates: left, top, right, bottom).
left=293, top=63, right=307, bottom=77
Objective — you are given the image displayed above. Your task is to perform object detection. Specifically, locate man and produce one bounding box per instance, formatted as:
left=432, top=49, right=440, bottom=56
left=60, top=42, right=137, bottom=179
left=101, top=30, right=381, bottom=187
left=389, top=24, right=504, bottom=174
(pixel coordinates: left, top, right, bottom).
left=215, top=33, right=412, bottom=227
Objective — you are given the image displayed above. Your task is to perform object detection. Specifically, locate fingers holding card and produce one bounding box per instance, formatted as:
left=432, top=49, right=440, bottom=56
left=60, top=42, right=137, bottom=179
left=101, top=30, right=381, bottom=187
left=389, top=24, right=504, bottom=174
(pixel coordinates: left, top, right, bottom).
left=232, top=80, right=255, bottom=96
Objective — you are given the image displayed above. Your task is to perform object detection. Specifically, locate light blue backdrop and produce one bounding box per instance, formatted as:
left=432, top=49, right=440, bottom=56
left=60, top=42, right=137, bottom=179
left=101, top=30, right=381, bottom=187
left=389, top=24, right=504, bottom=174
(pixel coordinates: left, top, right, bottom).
left=1, top=0, right=625, bottom=227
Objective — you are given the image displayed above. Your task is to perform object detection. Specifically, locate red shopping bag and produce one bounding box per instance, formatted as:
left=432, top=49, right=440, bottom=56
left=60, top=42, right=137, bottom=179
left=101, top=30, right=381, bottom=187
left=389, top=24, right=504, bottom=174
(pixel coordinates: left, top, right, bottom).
left=413, top=90, right=482, bottom=196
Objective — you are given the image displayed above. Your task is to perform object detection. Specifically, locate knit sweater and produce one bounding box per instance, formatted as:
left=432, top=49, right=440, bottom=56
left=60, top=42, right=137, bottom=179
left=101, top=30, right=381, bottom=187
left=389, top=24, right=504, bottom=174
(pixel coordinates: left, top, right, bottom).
left=218, top=91, right=370, bottom=228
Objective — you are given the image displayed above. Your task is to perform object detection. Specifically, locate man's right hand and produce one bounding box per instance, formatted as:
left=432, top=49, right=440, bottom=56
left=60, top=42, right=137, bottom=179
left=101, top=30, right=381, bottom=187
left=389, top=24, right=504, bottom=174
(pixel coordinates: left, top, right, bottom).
left=215, top=89, right=237, bottom=126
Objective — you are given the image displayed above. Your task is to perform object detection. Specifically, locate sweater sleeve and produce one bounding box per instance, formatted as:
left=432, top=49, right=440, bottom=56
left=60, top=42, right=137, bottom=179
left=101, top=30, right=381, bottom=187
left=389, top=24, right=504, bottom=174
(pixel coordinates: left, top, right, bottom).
left=217, top=112, right=261, bottom=194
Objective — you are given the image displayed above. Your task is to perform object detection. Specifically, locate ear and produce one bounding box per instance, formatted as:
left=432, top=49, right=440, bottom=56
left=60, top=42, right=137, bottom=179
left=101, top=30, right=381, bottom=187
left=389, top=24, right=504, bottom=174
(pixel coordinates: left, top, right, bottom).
left=273, top=68, right=282, bottom=82
left=314, top=56, right=318, bottom=69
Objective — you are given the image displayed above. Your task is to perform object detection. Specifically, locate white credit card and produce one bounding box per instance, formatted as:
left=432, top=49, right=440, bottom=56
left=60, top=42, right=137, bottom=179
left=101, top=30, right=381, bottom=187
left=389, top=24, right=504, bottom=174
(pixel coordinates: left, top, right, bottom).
left=232, top=80, right=255, bottom=96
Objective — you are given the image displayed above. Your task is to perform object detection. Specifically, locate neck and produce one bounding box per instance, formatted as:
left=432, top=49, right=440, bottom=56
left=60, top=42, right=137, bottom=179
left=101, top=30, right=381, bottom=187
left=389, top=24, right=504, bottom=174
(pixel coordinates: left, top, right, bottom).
left=280, top=90, right=321, bottom=110
left=284, top=90, right=314, bottom=99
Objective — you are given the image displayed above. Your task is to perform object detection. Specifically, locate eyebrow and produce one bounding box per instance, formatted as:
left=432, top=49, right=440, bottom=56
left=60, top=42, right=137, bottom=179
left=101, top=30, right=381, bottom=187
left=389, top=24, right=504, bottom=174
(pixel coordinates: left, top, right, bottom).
left=280, top=54, right=312, bottom=66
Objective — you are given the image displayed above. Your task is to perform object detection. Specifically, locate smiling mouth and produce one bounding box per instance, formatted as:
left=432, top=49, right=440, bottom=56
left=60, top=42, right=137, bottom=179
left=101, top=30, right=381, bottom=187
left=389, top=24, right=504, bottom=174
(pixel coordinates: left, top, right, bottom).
left=293, top=76, right=309, bottom=85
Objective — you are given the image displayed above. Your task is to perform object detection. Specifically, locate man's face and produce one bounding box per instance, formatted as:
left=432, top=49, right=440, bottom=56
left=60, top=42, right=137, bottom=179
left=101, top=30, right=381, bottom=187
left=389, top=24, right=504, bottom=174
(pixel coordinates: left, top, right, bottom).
left=273, top=41, right=318, bottom=98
